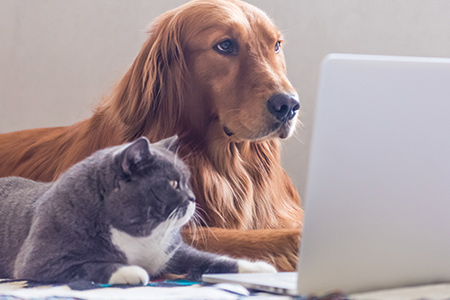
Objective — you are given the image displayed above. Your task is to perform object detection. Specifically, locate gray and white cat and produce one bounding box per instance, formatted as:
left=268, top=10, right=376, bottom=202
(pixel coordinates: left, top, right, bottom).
left=0, top=136, right=275, bottom=284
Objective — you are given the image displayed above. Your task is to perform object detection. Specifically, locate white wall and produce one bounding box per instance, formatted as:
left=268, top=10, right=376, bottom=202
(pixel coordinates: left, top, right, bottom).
left=1, top=0, right=450, bottom=200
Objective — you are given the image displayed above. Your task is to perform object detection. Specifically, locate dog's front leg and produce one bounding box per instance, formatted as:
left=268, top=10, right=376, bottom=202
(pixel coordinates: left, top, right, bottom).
left=182, top=227, right=300, bottom=272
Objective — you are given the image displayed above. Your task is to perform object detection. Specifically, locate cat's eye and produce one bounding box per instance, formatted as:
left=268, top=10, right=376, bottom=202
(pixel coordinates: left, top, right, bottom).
left=169, top=180, right=179, bottom=190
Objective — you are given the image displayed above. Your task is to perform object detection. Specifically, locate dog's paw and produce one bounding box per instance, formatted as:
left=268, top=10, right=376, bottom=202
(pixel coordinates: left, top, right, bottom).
left=237, top=260, right=277, bottom=273
left=108, top=265, right=149, bottom=285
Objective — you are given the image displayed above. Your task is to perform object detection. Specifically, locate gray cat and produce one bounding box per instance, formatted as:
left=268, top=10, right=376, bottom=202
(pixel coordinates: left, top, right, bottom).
left=0, top=136, right=275, bottom=284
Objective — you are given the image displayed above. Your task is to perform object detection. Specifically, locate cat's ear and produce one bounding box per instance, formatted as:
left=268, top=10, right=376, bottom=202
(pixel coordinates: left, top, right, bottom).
left=120, top=137, right=152, bottom=176
left=154, top=135, right=179, bottom=152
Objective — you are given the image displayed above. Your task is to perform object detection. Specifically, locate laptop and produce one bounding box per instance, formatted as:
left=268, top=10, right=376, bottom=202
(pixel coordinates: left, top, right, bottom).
left=202, top=53, right=450, bottom=295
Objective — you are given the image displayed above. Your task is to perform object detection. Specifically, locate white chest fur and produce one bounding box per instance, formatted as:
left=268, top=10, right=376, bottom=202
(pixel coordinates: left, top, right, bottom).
left=110, top=223, right=178, bottom=276
left=110, top=202, right=195, bottom=276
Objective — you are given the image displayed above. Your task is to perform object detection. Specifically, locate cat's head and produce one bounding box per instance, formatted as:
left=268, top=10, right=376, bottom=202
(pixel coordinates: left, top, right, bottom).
left=104, top=136, right=195, bottom=237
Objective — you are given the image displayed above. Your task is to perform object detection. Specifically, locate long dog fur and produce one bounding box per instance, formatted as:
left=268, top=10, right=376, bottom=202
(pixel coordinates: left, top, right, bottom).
left=0, top=0, right=304, bottom=271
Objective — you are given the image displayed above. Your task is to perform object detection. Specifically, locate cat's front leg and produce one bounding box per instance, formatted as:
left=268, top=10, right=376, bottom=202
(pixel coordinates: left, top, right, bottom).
left=109, top=265, right=149, bottom=285
left=167, top=242, right=276, bottom=281
left=75, top=262, right=148, bottom=285
left=15, top=256, right=148, bottom=285
left=199, top=257, right=277, bottom=278
left=235, top=259, right=277, bottom=274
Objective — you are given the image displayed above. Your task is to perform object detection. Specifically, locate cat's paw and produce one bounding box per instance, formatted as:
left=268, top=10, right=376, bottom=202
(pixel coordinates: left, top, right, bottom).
left=237, top=260, right=277, bottom=273
left=109, top=265, right=149, bottom=285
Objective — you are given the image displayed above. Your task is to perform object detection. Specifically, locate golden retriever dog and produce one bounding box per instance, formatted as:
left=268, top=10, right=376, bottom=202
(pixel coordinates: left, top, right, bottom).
left=0, top=0, right=303, bottom=271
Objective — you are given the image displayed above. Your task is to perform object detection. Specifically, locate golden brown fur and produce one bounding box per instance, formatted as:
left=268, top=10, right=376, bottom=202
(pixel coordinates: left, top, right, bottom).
left=0, top=0, right=303, bottom=271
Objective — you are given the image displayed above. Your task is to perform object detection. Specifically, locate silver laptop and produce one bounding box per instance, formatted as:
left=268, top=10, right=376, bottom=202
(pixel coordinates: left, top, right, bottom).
left=202, top=53, right=450, bottom=295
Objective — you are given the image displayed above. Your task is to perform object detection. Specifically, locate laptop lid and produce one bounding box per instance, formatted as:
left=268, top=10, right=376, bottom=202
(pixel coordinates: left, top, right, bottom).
left=297, top=53, right=450, bottom=295
left=203, top=54, right=450, bottom=296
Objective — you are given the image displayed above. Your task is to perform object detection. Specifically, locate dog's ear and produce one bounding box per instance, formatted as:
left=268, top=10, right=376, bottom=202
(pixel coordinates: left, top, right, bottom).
left=110, top=10, right=186, bottom=140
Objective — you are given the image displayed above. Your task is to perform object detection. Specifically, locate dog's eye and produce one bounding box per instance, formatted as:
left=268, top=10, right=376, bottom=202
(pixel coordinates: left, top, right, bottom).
left=169, top=180, right=179, bottom=190
left=275, top=41, right=281, bottom=53
left=214, top=40, right=238, bottom=56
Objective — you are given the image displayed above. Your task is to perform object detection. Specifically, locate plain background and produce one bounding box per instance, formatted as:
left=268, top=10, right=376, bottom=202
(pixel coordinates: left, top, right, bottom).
left=1, top=0, right=450, bottom=201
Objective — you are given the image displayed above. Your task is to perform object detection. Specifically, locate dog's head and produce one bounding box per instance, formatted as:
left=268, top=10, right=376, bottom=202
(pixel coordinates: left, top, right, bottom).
left=134, top=0, right=299, bottom=142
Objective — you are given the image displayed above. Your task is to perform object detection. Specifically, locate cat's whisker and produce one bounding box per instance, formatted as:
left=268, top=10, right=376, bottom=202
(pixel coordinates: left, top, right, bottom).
left=188, top=210, right=214, bottom=244
left=192, top=206, right=209, bottom=227
left=168, top=208, right=179, bottom=221
left=188, top=216, right=200, bottom=246
left=192, top=213, right=207, bottom=229
left=194, top=219, right=217, bottom=243
left=183, top=210, right=200, bottom=246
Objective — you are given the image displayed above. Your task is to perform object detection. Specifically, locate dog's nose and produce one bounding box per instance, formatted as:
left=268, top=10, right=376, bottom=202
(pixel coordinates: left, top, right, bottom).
left=267, top=93, right=300, bottom=122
